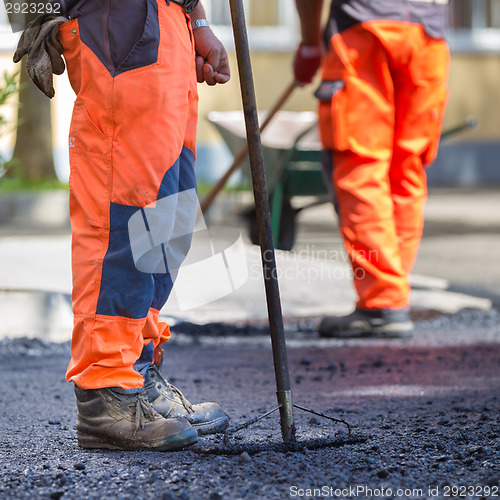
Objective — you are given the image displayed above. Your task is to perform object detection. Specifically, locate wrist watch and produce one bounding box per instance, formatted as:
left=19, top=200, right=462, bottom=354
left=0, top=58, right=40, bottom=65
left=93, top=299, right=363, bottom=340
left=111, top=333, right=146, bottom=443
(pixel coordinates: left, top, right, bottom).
left=191, top=19, right=210, bottom=29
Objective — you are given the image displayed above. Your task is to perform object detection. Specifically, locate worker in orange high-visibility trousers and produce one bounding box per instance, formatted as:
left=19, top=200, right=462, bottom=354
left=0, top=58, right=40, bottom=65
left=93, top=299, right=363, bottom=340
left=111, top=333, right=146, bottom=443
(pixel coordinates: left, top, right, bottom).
left=293, top=0, right=450, bottom=339
left=40, top=0, right=230, bottom=451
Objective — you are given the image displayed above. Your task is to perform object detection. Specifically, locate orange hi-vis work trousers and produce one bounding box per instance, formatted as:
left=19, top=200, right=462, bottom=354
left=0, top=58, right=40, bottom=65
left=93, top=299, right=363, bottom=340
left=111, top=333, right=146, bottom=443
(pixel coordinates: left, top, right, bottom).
left=58, top=0, right=198, bottom=391
left=319, top=21, right=449, bottom=310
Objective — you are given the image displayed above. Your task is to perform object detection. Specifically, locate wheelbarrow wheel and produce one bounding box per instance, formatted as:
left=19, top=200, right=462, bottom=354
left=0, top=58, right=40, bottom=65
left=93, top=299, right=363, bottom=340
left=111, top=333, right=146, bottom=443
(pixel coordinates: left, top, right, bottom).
left=245, top=198, right=297, bottom=251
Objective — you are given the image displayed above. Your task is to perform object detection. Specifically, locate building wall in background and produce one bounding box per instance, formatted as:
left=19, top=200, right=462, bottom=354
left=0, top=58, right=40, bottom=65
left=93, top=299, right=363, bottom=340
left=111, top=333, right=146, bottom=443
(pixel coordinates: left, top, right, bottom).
left=196, top=49, right=500, bottom=187
left=0, top=0, right=499, bottom=187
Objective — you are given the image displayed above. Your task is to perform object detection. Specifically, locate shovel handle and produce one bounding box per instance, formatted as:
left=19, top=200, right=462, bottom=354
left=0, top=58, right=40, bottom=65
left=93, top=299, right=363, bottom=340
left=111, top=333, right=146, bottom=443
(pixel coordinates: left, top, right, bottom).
left=200, top=80, right=297, bottom=214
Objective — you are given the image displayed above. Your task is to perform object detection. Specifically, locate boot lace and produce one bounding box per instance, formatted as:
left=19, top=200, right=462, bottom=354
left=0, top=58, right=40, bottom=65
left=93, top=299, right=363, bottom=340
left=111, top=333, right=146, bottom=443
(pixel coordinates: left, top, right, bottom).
left=146, top=366, right=194, bottom=414
left=165, top=380, right=194, bottom=414
left=118, top=392, right=159, bottom=436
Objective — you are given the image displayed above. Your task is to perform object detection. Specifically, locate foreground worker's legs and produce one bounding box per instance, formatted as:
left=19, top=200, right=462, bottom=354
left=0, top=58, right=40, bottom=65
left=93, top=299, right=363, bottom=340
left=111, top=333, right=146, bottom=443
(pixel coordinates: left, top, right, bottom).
left=317, top=22, right=449, bottom=338
left=59, top=0, right=226, bottom=448
left=74, top=387, right=197, bottom=451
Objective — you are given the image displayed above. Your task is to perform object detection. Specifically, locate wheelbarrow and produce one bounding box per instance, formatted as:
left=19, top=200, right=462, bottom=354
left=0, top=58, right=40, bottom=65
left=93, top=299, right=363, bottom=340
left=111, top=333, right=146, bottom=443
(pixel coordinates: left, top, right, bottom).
left=207, top=110, right=326, bottom=251
left=207, top=111, right=478, bottom=251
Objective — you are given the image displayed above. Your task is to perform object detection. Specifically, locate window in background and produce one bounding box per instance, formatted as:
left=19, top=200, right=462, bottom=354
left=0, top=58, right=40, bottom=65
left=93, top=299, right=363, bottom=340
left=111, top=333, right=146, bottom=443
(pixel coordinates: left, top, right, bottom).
left=5, top=1, right=499, bottom=55
left=204, top=0, right=297, bottom=51
left=0, top=5, right=19, bottom=53
left=448, top=0, right=500, bottom=52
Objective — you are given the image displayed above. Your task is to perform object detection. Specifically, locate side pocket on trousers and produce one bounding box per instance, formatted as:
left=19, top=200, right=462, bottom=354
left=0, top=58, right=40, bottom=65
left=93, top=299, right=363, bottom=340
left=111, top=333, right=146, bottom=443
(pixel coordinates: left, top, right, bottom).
left=69, top=101, right=109, bottom=154
left=68, top=101, right=112, bottom=228
left=315, top=80, right=348, bottom=151
left=69, top=150, right=111, bottom=229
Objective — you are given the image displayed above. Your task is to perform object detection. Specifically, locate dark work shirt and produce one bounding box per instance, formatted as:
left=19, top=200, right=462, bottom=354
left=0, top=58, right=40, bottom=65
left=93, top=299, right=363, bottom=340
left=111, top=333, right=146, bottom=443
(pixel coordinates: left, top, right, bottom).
left=326, top=0, right=449, bottom=40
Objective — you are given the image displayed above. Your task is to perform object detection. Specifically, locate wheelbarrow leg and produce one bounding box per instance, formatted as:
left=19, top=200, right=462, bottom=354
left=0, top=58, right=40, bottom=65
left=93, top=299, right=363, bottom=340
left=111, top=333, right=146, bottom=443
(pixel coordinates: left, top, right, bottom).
left=270, top=182, right=284, bottom=246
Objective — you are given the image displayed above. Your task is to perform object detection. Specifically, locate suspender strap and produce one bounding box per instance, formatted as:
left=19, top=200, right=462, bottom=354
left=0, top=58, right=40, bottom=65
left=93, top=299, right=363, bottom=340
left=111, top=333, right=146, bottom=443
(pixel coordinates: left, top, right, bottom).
left=169, top=0, right=200, bottom=14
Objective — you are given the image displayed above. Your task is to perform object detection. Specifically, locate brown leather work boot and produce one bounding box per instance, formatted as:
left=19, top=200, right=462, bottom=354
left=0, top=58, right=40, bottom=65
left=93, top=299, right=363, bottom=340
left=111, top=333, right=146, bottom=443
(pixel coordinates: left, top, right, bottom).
left=74, top=386, right=198, bottom=451
left=144, top=365, right=229, bottom=435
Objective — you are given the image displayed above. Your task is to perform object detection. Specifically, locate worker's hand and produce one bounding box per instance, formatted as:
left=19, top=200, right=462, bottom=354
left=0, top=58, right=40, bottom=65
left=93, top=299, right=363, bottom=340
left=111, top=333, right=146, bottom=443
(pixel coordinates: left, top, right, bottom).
left=193, top=27, right=230, bottom=86
left=293, top=43, right=322, bottom=86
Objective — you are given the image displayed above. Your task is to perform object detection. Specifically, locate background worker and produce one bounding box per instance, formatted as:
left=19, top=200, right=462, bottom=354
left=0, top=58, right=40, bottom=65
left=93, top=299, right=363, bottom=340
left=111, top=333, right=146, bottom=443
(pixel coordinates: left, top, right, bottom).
left=293, top=0, right=450, bottom=338
left=19, top=0, right=231, bottom=451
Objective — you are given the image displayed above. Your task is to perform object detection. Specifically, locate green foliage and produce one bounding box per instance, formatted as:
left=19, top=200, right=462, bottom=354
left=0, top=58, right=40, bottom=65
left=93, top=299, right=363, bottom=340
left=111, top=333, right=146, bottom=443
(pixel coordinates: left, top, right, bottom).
left=0, top=175, right=68, bottom=192
left=1, top=151, right=68, bottom=192
left=196, top=179, right=252, bottom=197
left=0, top=71, right=19, bottom=106
left=0, top=69, right=61, bottom=191
left=0, top=70, right=21, bottom=180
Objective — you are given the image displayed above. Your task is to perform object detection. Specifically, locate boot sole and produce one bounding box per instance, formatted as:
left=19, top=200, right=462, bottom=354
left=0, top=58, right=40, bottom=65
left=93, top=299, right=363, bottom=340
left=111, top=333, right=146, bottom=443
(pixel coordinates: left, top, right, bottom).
left=319, top=320, right=414, bottom=339
left=192, top=415, right=229, bottom=436
left=77, top=427, right=198, bottom=451
left=369, top=321, right=414, bottom=338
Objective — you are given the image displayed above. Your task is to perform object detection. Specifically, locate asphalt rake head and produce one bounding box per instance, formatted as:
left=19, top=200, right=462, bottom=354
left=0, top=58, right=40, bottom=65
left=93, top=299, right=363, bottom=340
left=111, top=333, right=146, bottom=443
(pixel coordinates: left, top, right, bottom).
left=190, top=403, right=357, bottom=455
left=191, top=405, right=361, bottom=455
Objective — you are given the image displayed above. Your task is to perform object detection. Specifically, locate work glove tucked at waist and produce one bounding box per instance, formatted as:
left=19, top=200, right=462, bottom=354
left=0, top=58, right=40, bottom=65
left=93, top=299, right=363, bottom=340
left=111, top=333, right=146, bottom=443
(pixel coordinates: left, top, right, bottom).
left=13, top=14, right=68, bottom=99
